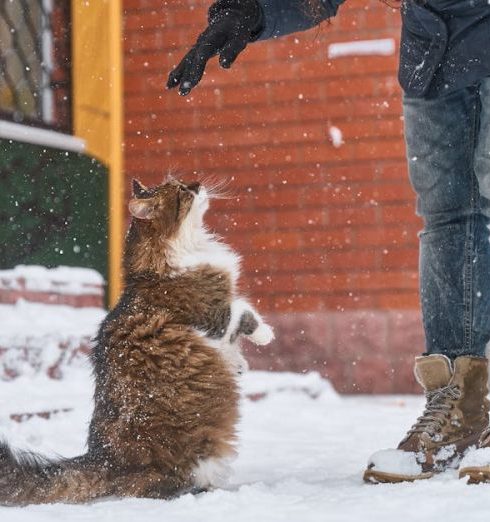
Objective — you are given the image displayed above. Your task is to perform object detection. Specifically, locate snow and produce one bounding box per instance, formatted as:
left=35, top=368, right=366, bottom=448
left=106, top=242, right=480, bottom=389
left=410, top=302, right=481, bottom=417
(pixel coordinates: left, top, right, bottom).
left=244, top=370, right=339, bottom=401
left=328, top=38, right=396, bottom=59
left=460, top=448, right=490, bottom=469
left=367, top=449, right=422, bottom=476
left=2, top=369, right=490, bottom=521
left=0, top=288, right=489, bottom=520
left=0, top=265, right=104, bottom=295
left=328, top=126, right=344, bottom=148
left=0, top=300, right=105, bottom=340
left=0, top=300, right=105, bottom=379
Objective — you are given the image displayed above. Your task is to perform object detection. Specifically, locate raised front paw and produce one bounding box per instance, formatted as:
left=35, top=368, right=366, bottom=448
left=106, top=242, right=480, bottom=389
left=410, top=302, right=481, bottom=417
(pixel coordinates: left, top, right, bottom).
left=236, top=353, right=249, bottom=375
left=249, top=323, right=275, bottom=346
left=225, top=350, right=249, bottom=375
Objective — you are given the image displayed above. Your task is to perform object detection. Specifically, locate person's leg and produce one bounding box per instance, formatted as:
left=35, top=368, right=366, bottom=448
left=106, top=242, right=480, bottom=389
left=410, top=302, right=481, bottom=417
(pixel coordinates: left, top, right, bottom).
left=405, top=83, right=490, bottom=358
left=454, top=77, right=490, bottom=484
left=364, top=81, right=490, bottom=484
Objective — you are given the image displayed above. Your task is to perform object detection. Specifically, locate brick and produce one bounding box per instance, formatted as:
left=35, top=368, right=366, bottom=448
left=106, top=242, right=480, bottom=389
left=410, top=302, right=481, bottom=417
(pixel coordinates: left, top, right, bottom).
left=348, top=356, right=397, bottom=393
left=206, top=210, right=275, bottom=233
left=354, top=226, right=418, bottom=248
left=122, top=0, right=415, bottom=327
left=298, top=96, right=403, bottom=121
left=241, top=254, right=276, bottom=278
left=381, top=203, right=421, bottom=225
left=379, top=247, right=419, bottom=270
left=243, top=310, right=425, bottom=393
left=125, top=11, right=171, bottom=32
left=124, top=0, right=177, bottom=10
left=248, top=231, right=304, bottom=252
left=332, top=310, right=389, bottom=361
left=387, top=309, right=425, bottom=354
left=271, top=294, right=326, bottom=313
left=377, top=161, right=411, bottom=180
left=354, top=182, right=416, bottom=204
left=242, top=310, right=422, bottom=393
left=299, top=273, right=356, bottom=293
left=376, top=291, right=420, bottom=309
left=321, top=293, right=377, bottom=311
left=355, top=270, right=419, bottom=291
left=249, top=187, right=303, bottom=209
left=323, top=250, right=379, bottom=271
left=275, top=252, right=330, bottom=272
left=304, top=229, right=354, bottom=250
left=328, top=207, right=378, bottom=227
left=302, top=185, right=359, bottom=207
left=0, top=290, right=104, bottom=308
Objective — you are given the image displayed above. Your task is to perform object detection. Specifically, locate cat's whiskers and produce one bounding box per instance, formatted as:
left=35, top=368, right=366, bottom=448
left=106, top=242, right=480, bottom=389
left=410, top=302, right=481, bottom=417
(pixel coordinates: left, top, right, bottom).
left=200, top=176, right=236, bottom=201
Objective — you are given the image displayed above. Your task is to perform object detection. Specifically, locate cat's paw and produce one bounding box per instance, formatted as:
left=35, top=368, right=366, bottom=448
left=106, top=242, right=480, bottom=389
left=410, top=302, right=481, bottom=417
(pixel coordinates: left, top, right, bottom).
left=192, top=457, right=233, bottom=489
left=249, top=323, right=275, bottom=346
left=220, top=347, right=249, bottom=375
left=235, top=353, right=249, bottom=375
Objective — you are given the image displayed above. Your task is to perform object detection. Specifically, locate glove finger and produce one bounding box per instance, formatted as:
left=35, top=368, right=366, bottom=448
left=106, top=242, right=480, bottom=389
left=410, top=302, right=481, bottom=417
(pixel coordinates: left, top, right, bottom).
left=177, top=33, right=228, bottom=95
left=218, top=37, right=248, bottom=69
left=177, top=56, right=208, bottom=96
left=166, top=49, right=196, bottom=90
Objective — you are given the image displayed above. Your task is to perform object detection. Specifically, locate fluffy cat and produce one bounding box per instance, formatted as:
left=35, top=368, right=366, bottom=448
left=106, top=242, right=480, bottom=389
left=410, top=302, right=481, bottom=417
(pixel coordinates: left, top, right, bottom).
left=0, top=178, right=274, bottom=505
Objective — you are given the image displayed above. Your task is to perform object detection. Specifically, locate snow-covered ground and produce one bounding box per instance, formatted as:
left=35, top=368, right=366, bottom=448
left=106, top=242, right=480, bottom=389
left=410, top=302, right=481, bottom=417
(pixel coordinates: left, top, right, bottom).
left=0, top=265, right=104, bottom=295
left=2, top=366, right=490, bottom=522
left=0, top=300, right=105, bottom=379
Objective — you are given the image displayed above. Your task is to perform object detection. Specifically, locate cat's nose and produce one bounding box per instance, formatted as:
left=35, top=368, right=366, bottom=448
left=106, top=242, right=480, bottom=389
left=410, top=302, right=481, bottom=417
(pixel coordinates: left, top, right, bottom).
left=187, top=182, right=201, bottom=194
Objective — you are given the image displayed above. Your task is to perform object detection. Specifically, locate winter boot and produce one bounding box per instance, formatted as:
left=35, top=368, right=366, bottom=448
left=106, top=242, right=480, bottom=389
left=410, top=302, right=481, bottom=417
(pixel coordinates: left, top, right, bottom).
left=363, top=355, right=489, bottom=484
left=458, top=428, right=490, bottom=484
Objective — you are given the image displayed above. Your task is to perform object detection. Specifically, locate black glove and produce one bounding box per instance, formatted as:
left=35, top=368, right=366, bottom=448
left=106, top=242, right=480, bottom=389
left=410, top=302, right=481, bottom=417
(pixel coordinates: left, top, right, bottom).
left=167, top=0, right=263, bottom=96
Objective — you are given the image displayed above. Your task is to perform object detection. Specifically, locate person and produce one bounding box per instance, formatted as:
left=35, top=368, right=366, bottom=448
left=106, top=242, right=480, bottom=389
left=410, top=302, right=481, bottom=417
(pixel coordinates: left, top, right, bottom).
left=167, top=0, right=490, bottom=484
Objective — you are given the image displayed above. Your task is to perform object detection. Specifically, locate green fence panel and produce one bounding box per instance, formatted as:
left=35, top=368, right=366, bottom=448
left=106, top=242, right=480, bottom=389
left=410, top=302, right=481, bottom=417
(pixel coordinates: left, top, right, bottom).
left=0, top=139, right=108, bottom=282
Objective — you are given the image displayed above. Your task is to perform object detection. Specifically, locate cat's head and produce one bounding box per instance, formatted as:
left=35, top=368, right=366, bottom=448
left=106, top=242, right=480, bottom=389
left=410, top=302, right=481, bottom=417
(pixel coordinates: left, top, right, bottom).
left=128, top=178, right=209, bottom=238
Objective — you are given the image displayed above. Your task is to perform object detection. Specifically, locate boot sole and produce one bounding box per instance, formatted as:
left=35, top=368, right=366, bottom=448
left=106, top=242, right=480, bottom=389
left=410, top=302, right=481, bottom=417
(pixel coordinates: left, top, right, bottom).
left=459, top=466, right=490, bottom=484
left=363, top=469, right=433, bottom=484
left=363, top=428, right=486, bottom=485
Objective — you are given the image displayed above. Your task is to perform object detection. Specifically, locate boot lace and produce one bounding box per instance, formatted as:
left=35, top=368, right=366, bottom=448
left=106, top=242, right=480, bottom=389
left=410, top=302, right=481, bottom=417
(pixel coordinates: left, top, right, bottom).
left=407, top=384, right=462, bottom=438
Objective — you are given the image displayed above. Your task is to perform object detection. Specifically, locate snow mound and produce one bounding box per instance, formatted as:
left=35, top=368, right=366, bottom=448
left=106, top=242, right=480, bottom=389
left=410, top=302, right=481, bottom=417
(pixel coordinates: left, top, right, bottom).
left=0, top=265, right=104, bottom=295
left=0, top=300, right=105, bottom=340
left=0, top=300, right=105, bottom=379
left=460, top=447, right=490, bottom=469
left=241, top=371, right=339, bottom=402
left=367, top=448, right=422, bottom=476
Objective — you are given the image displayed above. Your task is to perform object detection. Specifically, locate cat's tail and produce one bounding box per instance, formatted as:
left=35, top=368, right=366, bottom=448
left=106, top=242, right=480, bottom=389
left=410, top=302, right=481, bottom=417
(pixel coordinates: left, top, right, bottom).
left=0, top=440, right=112, bottom=506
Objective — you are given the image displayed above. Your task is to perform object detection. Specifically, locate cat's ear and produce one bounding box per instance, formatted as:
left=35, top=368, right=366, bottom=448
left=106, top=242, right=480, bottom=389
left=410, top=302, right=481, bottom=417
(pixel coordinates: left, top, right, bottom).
left=128, top=198, right=155, bottom=220
left=132, top=179, right=148, bottom=198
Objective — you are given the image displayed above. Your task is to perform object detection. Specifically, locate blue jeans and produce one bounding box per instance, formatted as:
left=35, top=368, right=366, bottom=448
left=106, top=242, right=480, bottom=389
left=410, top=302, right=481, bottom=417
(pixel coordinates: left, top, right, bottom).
left=404, top=77, right=490, bottom=358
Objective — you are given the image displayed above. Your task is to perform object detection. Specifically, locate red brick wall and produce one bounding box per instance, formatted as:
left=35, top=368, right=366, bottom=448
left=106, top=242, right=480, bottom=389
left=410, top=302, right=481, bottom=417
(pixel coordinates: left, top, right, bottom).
left=123, top=0, right=424, bottom=393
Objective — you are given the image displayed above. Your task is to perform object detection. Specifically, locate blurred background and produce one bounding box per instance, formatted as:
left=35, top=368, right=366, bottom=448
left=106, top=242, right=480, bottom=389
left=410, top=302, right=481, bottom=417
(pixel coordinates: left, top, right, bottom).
left=0, top=0, right=424, bottom=393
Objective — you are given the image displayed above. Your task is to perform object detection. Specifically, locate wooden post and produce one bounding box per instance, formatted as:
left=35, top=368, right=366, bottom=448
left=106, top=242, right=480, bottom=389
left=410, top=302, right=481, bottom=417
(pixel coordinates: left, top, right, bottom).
left=71, top=0, right=124, bottom=306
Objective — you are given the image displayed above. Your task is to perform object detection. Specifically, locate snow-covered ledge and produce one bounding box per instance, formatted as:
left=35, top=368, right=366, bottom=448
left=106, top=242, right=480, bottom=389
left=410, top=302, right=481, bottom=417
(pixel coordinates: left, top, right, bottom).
left=0, top=120, right=85, bottom=153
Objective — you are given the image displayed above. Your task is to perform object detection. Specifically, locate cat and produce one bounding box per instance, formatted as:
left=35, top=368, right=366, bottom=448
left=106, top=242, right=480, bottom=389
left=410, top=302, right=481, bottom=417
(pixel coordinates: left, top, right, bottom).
left=0, top=178, right=274, bottom=505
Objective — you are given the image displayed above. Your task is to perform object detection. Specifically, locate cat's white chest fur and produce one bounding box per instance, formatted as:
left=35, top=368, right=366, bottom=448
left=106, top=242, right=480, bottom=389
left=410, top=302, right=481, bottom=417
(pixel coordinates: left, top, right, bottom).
left=165, top=192, right=241, bottom=283
left=167, top=188, right=274, bottom=374
left=167, top=234, right=241, bottom=284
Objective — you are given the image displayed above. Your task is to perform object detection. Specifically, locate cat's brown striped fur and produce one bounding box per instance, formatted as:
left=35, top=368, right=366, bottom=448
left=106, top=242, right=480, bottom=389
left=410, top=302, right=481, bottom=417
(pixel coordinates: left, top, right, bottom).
left=0, top=178, right=273, bottom=505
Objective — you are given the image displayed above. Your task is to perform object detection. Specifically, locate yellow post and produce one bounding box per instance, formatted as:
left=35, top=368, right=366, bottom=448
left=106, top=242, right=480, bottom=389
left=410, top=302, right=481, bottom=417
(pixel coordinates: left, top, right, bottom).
left=71, top=0, right=124, bottom=306
left=107, top=0, right=124, bottom=307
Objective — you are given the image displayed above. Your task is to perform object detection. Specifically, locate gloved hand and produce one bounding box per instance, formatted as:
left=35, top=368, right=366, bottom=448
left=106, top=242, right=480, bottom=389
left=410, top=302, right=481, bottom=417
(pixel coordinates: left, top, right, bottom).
left=167, top=0, right=263, bottom=96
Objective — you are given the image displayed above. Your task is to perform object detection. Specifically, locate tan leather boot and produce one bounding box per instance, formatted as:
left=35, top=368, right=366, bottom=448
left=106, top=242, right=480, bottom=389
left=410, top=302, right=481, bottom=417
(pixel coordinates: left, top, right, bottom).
left=457, top=410, right=490, bottom=484
left=364, top=355, right=489, bottom=484
left=458, top=428, right=490, bottom=484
